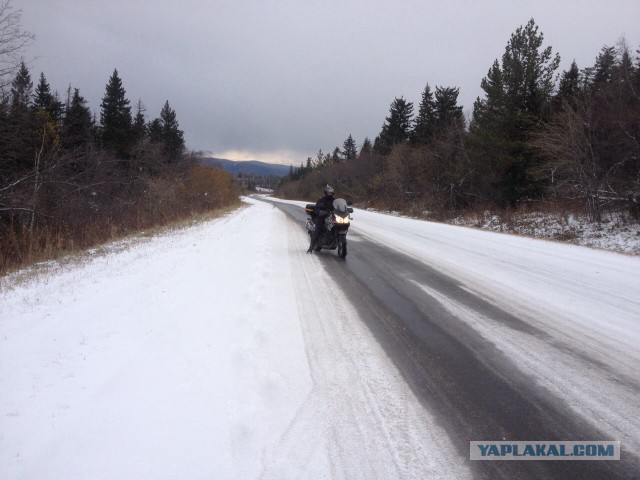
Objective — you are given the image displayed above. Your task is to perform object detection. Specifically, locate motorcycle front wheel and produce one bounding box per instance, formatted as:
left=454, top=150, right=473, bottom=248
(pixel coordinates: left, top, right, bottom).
left=337, top=234, right=347, bottom=258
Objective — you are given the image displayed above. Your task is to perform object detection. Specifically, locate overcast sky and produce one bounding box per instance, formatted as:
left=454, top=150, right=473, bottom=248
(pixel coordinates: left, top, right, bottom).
left=15, top=0, right=640, bottom=165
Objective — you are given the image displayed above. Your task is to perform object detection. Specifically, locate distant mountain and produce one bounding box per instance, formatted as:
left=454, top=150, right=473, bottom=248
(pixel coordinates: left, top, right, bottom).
left=198, top=156, right=291, bottom=177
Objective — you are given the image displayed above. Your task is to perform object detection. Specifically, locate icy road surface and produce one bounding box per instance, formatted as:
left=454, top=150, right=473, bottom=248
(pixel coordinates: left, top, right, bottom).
left=1, top=195, right=639, bottom=479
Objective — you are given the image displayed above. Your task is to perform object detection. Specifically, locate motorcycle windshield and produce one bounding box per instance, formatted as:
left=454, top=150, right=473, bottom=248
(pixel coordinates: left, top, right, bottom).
left=332, top=198, right=349, bottom=214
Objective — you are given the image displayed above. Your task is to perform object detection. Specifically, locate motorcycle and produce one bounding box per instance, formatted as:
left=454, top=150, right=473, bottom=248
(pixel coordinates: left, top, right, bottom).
left=305, top=198, right=353, bottom=258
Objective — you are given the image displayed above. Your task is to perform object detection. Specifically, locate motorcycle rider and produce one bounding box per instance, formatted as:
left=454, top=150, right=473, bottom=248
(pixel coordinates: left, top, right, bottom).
left=307, top=185, right=335, bottom=253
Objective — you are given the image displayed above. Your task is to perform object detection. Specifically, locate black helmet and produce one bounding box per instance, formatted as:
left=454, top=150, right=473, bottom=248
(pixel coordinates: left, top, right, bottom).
left=324, top=185, right=334, bottom=195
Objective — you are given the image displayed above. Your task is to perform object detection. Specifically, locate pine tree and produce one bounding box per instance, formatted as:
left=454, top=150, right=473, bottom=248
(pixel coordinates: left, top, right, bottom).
left=133, top=99, right=147, bottom=142
left=159, top=100, right=184, bottom=162
left=33, top=72, right=62, bottom=121
left=360, top=137, right=372, bottom=157
left=342, top=134, right=357, bottom=160
left=375, top=96, right=414, bottom=154
left=33, top=72, right=52, bottom=110
left=63, top=88, right=93, bottom=149
left=476, top=60, right=505, bottom=120
left=554, top=61, right=581, bottom=111
left=10, top=61, right=32, bottom=115
left=592, top=45, right=617, bottom=85
left=6, top=61, right=34, bottom=173
left=412, top=83, right=436, bottom=144
left=100, top=69, right=133, bottom=158
left=612, top=39, right=634, bottom=84
left=148, top=118, right=163, bottom=143
left=471, top=18, right=560, bottom=206
left=434, top=86, right=464, bottom=130
left=503, top=19, right=559, bottom=116
left=608, top=39, right=638, bottom=107
left=373, top=135, right=383, bottom=154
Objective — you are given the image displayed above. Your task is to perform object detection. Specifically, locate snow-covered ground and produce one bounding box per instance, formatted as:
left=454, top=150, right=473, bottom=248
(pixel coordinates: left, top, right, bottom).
left=0, top=198, right=469, bottom=479
left=449, top=209, right=640, bottom=255
left=343, top=202, right=640, bottom=454
left=1, top=196, right=639, bottom=479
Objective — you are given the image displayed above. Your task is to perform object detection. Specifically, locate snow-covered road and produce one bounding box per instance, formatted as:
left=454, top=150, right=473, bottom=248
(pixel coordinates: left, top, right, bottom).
left=269, top=197, right=640, bottom=478
left=1, top=196, right=639, bottom=479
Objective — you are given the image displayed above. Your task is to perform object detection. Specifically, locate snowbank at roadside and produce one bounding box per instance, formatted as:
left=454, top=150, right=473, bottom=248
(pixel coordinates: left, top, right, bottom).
left=449, top=210, right=640, bottom=255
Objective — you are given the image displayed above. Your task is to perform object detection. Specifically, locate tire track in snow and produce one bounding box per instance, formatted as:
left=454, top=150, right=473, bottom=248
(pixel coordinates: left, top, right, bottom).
left=257, top=213, right=472, bottom=480
left=411, top=280, right=640, bottom=456
left=263, top=198, right=639, bottom=479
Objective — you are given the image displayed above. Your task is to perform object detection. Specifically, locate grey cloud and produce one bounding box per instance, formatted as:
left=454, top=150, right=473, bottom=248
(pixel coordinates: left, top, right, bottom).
left=17, top=0, right=640, bottom=164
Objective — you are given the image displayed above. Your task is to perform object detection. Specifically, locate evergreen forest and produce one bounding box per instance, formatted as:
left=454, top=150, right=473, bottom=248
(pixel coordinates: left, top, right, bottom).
left=277, top=19, right=640, bottom=226
left=0, top=2, right=240, bottom=273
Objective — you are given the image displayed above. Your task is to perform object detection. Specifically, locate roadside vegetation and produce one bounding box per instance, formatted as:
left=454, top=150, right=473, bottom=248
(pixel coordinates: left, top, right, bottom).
left=276, top=19, right=640, bottom=235
left=0, top=1, right=241, bottom=274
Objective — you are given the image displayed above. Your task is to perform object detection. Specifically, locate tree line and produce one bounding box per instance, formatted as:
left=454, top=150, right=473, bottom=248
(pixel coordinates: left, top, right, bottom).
left=277, top=19, right=640, bottom=223
left=0, top=1, right=239, bottom=273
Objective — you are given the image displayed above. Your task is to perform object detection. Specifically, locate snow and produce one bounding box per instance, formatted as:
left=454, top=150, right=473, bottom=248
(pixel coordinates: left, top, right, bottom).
left=1, top=201, right=308, bottom=479
left=449, top=209, right=640, bottom=255
left=273, top=198, right=640, bottom=453
left=0, top=198, right=469, bottom=479
left=2, top=196, right=639, bottom=479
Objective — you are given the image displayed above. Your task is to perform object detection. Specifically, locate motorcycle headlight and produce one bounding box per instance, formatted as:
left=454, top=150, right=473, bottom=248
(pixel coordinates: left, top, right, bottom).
left=334, top=215, right=350, bottom=224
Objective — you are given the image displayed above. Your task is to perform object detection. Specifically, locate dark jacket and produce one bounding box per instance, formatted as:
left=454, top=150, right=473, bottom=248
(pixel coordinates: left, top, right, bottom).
left=314, top=194, right=335, bottom=217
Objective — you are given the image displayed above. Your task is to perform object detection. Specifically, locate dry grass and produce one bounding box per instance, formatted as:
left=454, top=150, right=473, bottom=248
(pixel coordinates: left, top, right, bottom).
left=0, top=201, right=246, bottom=292
left=1, top=164, right=242, bottom=277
